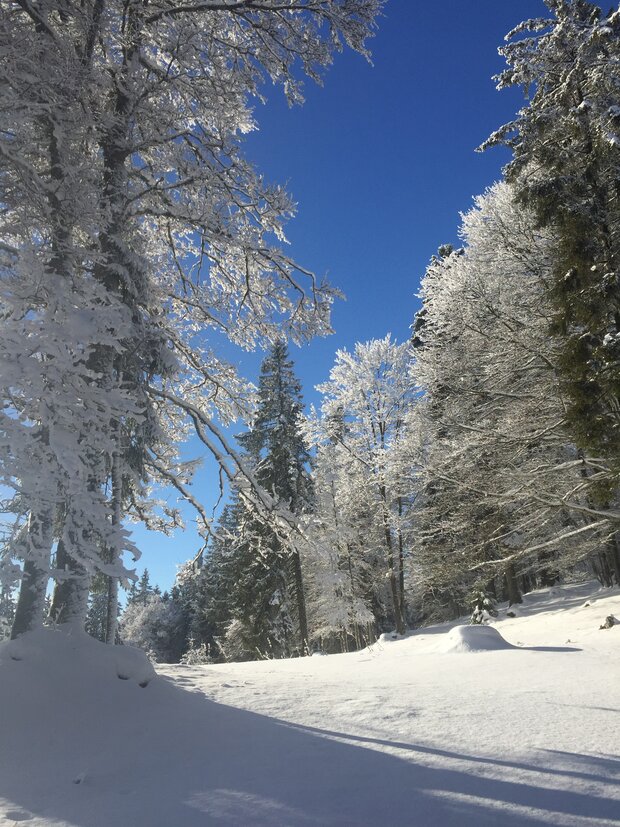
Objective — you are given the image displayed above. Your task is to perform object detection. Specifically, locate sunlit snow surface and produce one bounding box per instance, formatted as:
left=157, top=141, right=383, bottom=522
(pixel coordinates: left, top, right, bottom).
left=1, top=581, right=619, bottom=826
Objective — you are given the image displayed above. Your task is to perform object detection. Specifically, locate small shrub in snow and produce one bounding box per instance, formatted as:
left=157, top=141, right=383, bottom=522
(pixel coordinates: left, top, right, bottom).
left=470, top=591, right=498, bottom=625
left=180, top=639, right=212, bottom=665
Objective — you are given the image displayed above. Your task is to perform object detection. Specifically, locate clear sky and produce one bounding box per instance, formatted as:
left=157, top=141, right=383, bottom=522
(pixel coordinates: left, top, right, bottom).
left=132, top=0, right=549, bottom=593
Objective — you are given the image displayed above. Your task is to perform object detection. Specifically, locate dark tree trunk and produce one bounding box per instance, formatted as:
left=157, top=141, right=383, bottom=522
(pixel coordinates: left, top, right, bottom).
left=485, top=576, right=497, bottom=599
left=11, top=561, right=48, bottom=639
left=504, top=564, right=522, bottom=607
left=596, top=550, right=614, bottom=587
left=397, top=497, right=407, bottom=629
left=538, top=550, right=559, bottom=588
left=379, top=483, right=405, bottom=635
left=608, top=534, right=620, bottom=586
left=291, top=549, right=309, bottom=655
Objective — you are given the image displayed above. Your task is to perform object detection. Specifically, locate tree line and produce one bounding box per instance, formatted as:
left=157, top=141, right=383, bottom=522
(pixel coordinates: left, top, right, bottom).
left=3, top=1, right=620, bottom=656
left=120, top=1, right=620, bottom=662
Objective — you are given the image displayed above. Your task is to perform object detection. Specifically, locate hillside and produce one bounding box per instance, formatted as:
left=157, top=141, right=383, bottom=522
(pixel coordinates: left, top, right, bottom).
left=1, top=580, right=619, bottom=826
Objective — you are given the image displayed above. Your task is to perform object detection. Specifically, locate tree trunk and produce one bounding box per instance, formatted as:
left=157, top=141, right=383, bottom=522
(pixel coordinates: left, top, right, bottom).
left=12, top=560, right=48, bottom=639
left=380, top=489, right=405, bottom=635
left=105, top=442, right=122, bottom=644
left=538, top=550, right=559, bottom=588
left=504, top=563, right=522, bottom=606
left=608, top=533, right=620, bottom=587
left=596, top=549, right=614, bottom=587
left=397, top=497, right=407, bottom=629
left=11, top=511, right=53, bottom=639
left=50, top=538, right=90, bottom=628
left=291, top=550, right=309, bottom=655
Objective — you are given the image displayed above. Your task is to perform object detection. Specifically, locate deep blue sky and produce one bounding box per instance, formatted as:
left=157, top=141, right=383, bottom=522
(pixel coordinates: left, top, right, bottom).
left=133, top=0, right=549, bottom=592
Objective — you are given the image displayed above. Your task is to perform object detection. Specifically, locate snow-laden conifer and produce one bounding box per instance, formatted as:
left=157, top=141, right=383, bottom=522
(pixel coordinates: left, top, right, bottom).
left=482, top=1, right=620, bottom=483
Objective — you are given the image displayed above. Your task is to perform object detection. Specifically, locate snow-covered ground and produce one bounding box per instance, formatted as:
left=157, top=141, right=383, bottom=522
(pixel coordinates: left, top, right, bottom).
left=1, top=581, right=619, bottom=826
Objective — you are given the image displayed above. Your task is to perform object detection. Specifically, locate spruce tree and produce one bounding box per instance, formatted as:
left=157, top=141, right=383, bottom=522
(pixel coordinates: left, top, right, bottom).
left=85, top=573, right=110, bottom=642
left=483, top=2, right=620, bottom=484
left=169, top=504, right=242, bottom=661
left=236, top=341, right=313, bottom=656
left=126, top=569, right=157, bottom=607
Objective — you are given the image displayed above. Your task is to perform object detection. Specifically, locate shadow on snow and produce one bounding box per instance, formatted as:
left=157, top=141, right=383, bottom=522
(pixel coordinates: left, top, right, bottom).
left=0, top=672, right=618, bottom=827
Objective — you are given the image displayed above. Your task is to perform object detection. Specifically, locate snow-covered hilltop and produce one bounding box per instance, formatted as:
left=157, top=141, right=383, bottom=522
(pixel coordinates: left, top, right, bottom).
left=1, top=580, right=619, bottom=826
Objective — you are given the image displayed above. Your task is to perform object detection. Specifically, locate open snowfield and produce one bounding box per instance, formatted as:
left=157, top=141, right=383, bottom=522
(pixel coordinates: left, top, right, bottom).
left=1, top=581, right=619, bottom=826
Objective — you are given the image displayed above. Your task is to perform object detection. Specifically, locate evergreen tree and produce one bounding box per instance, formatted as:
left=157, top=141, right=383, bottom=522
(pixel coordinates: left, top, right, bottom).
left=483, top=1, right=620, bottom=484
left=85, top=573, right=110, bottom=643
left=470, top=590, right=498, bottom=626
left=168, top=515, right=239, bottom=663
left=233, top=341, right=314, bottom=657
left=126, top=570, right=158, bottom=607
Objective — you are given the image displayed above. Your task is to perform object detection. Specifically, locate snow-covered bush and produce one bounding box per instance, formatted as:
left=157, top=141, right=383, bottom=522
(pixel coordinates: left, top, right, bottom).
left=121, top=595, right=183, bottom=663
left=470, top=591, right=498, bottom=625
left=179, top=639, right=212, bottom=666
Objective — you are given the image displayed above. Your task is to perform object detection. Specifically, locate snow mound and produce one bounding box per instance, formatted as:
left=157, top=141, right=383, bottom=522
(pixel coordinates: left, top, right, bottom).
left=438, top=624, right=516, bottom=653
left=0, top=626, right=156, bottom=686
left=378, top=631, right=404, bottom=643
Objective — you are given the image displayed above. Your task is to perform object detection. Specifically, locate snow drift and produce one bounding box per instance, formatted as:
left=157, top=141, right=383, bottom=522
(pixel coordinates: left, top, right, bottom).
left=0, top=627, right=156, bottom=687
left=437, top=623, right=516, bottom=653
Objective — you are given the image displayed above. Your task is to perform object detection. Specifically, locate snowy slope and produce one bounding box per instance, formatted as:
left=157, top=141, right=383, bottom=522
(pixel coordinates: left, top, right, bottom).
left=1, top=581, right=619, bottom=826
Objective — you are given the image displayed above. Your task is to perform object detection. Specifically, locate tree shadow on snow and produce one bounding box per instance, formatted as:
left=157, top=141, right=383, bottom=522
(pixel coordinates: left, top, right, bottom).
left=0, top=674, right=618, bottom=827
left=278, top=721, right=619, bottom=788
left=541, top=749, right=620, bottom=773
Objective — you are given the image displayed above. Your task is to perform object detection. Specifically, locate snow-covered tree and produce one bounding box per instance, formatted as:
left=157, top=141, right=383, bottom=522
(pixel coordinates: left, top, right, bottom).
left=181, top=343, right=315, bottom=662
left=0, top=585, right=15, bottom=642
left=306, top=336, right=415, bottom=635
left=175, top=503, right=245, bottom=659
left=237, top=341, right=313, bottom=654
left=120, top=592, right=183, bottom=663
left=482, top=1, right=620, bottom=480
left=410, top=182, right=617, bottom=615
left=2, top=0, right=382, bottom=639
left=299, top=432, right=376, bottom=651
left=469, top=590, right=498, bottom=625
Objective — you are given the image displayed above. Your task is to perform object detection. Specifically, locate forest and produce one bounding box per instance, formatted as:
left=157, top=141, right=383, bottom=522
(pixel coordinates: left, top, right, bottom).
left=2, top=0, right=620, bottom=666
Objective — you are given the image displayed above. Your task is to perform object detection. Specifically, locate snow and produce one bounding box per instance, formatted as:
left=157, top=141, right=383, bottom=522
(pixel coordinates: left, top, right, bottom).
left=435, top=623, right=515, bottom=653
left=0, top=628, right=156, bottom=687
left=1, top=581, right=620, bottom=826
